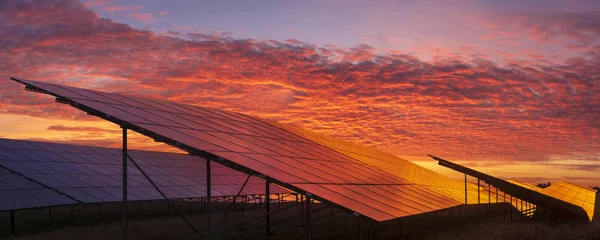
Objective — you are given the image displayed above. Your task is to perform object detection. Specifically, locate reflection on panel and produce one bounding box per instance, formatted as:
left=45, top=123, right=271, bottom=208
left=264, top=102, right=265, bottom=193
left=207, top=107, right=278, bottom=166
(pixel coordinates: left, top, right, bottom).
left=11, top=78, right=469, bottom=221
left=13, top=78, right=582, bottom=222
left=541, top=182, right=596, bottom=220
left=0, top=138, right=289, bottom=211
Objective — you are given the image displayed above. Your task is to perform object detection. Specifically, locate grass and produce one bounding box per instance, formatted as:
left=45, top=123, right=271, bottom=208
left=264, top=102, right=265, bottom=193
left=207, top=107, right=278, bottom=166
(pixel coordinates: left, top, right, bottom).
left=1, top=198, right=598, bottom=239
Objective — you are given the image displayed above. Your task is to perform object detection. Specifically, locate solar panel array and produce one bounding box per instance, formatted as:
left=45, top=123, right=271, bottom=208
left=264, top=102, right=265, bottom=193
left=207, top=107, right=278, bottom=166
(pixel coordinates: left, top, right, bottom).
left=12, top=78, right=481, bottom=221
left=505, top=180, right=596, bottom=220
left=237, top=129, right=535, bottom=215
left=0, top=165, right=77, bottom=211
left=0, top=138, right=288, bottom=211
left=541, top=182, right=596, bottom=220
left=17, top=77, right=554, bottom=222
left=269, top=120, right=525, bottom=208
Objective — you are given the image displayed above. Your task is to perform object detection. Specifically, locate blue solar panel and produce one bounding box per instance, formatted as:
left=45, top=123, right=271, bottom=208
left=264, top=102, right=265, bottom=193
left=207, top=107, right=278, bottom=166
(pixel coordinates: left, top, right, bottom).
left=0, top=167, right=77, bottom=211
left=0, top=138, right=289, bottom=211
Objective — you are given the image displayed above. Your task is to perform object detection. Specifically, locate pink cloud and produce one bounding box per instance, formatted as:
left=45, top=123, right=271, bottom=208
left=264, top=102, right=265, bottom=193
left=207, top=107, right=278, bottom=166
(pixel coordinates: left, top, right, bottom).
left=129, top=12, right=158, bottom=22
left=103, top=5, right=143, bottom=13
left=1, top=0, right=599, bottom=186
left=158, top=9, right=170, bottom=16
left=83, top=0, right=112, bottom=7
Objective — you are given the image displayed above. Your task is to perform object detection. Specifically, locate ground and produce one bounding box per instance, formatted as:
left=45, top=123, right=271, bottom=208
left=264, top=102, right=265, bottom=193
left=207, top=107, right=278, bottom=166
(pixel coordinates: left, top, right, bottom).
left=2, top=198, right=599, bottom=240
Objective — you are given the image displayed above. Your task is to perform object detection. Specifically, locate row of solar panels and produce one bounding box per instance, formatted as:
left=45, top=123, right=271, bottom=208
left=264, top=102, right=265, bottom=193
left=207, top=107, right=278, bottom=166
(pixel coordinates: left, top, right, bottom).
left=11, top=78, right=514, bottom=221
left=8, top=77, right=596, bottom=222
left=433, top=156, right=596, bottom=221
left=0, top=138, right=289, bottom=212
left=508, top=180, right=596, bottom=220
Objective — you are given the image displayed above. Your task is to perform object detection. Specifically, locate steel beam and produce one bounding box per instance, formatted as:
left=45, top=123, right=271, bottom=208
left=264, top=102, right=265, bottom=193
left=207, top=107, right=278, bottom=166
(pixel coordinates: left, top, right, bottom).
left=207, top=159, right=212, bottom=233
left=306, top=194, right=311, bottom=240
left=122, top=127, right=128, bottom=240
left=266, top=179, right=271, bottom=234
left=10, top=211, right=15, bottom=236
left=356, top=216, right=360, bottom=240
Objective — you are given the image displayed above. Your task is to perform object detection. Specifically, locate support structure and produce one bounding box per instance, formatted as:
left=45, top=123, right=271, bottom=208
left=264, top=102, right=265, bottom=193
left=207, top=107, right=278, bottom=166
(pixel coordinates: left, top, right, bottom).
left=510, top=195, right=513, bottom=221
left=464, top=174, right=467, bottom=219
left=10, top=210, right=15, bottom=236
left=356, top=216, right=361, bottom=240
left=477, top=179, right=480, bottom=204
left=265, top=179, right=271, bottom=234
left=306, top=194, right=312, bottom=240
left=488, top=183, right=491, bottom=204
left=488, top=183, right=491, bottom=216
left=217, top=175, right=251, bottom=228
left=122, top=127, right=128, bottom=240
left=464, top=174, right=467, bottom=204
left=496, top=188, right=498, bottom=203
left=301, top=195, right=305, bottom=227
left=206, top=159, right=212, bottom=234
left=126, top=155, right=197, bottom=233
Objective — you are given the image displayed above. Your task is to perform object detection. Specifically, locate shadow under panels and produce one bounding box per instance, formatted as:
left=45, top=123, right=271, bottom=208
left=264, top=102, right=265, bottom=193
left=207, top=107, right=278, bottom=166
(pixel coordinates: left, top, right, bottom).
left=10, top=77, right=470, bottom=222
left=0, top=138, right=288, bottom=211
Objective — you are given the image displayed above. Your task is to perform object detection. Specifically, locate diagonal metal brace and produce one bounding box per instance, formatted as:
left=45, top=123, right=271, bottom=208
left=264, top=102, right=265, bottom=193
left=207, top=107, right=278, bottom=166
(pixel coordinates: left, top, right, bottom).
left=126, top=154, right=199, bottom=234
left=184, top=202, right=303, bottom=240
left=217, top=175, right=252, bottom=228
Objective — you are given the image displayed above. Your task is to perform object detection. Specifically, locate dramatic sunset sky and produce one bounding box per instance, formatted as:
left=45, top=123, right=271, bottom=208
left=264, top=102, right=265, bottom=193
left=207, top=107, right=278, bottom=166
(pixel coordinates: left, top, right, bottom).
left=0, top=0, right=598, bottom=186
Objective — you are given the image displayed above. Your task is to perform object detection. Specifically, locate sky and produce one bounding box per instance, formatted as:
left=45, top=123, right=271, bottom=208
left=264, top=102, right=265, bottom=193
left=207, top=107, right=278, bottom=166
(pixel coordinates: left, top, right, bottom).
left=0, top=0, right=599, bottom=186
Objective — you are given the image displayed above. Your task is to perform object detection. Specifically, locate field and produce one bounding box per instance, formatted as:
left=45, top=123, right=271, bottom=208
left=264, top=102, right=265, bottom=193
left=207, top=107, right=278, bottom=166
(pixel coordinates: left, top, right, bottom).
left=1, top=195, right=598, bottom=240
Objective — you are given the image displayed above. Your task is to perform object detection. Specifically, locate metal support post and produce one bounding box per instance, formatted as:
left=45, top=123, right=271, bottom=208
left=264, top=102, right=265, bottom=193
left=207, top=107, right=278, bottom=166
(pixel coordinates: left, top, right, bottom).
left=331, top=206, right=334, bottom=222
left=356, top=216, right=361, bottom=240
left=496, top=187, right=498, bottom=203
left=510, top=196, right=513, bottom=221
left=477, top=180, right=480, bottom=202
left=477, top=179, right=480, bottom=217
left=464, top=174, right=467, bottom=219
left=10, top=211, right=15, bottom=236
left=488, top=183, right=491, bottom=216
left=266, top=179, right=271, bottom=234
left=207, top=159, right=212, bottom=233
left=306, top=194, right=311, bottom=240
left=122, top=127, right=128, bottom=240
left=301, top=195, right=305, bottom=227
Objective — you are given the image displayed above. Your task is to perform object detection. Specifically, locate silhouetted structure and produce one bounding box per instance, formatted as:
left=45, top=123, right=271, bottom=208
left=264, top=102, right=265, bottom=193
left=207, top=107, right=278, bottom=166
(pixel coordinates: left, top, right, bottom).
left=536, top=182, right=551, bottom=188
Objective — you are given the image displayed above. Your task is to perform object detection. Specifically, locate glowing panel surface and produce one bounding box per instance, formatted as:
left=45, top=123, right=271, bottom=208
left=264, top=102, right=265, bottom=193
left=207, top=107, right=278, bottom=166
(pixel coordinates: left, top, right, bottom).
left=541, top=182, right=596, bottom=220
left=11, top=77, right=466, bottom=221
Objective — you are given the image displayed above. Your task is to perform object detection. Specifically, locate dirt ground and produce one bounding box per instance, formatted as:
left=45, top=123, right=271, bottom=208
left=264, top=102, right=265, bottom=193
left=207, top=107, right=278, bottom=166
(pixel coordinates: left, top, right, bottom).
left=1, top=199, right=598, bottom=240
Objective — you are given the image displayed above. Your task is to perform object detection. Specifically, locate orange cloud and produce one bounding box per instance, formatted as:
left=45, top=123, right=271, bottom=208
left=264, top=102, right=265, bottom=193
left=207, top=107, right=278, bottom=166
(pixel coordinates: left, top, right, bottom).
left=1, top=0, right=599, bottom=186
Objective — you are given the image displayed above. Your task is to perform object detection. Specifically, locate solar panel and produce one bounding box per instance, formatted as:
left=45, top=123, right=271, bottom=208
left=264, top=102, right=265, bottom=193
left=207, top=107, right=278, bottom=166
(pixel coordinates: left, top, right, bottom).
left=0, top=138, right=289, bottom=211
left=269, top=121, right=511, bottom=206
left=10, top=77, right=492, bottom=221
left=0, top=166, right=77, bottom=211
left=433, top=155, right=594, bottom=221
left=541, top=182, right=596, bottom=220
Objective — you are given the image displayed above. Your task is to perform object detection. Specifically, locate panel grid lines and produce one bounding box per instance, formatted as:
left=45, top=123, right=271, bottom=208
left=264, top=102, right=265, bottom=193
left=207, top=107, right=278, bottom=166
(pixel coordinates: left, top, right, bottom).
left=0, top=138, right=289, bottom=212
left=12, top=78, right=595, bottom=222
